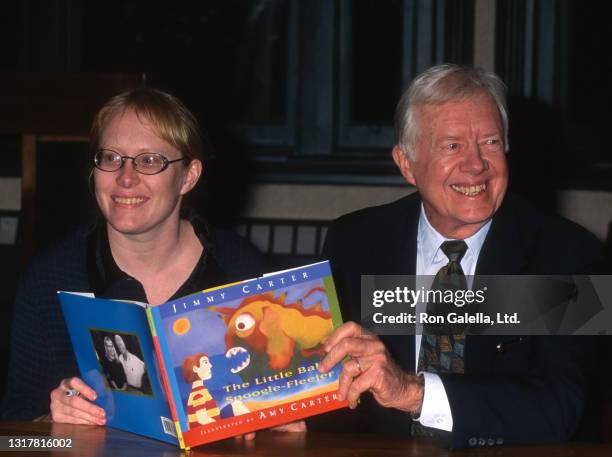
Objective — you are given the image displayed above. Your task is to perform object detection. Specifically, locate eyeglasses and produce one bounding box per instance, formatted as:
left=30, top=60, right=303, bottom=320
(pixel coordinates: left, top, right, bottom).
left=93, top=149, right=187, bottom=175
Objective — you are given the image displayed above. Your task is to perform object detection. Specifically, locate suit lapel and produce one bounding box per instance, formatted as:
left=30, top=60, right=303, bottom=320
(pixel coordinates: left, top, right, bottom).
left=379, top=193, right=420, bottom=371
left=467, top=195, right=536, bottom=372
left=475, top=195, right=534, bottom=275
left=388, top=194, right=420, bottom=275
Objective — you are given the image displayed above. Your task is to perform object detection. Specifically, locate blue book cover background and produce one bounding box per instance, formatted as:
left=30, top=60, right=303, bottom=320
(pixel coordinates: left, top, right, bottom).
left=58, top=292, right=177, bottom=445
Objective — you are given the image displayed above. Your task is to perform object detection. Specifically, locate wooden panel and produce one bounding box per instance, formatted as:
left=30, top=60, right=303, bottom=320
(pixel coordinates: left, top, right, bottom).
left=0, top=73, right=141, bottom=135
left=20, top=134, right=36, bottom=263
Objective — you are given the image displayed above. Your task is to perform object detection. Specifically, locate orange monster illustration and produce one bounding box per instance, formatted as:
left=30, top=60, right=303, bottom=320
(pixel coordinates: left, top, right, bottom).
left=210, top=288, right=333, bottom=379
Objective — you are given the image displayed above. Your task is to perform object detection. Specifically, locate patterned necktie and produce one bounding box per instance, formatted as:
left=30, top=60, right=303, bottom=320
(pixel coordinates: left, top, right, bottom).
left=418, top=240, right=468, bottom=374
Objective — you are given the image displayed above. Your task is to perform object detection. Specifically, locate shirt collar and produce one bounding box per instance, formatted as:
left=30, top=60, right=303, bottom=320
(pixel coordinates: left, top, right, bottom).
left=86, top=207, right=227, bottom=302
left=417, top=204, right=492, bottom=267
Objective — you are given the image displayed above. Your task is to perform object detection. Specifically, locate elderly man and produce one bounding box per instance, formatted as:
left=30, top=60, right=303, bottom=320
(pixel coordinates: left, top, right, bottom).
left=318, top=64, right=602, bottom=448
left=114, top=334, right=146, bottom=391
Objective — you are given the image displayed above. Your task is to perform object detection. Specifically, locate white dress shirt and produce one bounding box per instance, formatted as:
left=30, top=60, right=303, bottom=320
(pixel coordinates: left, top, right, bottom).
left=119, top=351, right=146, bottom=389
left=415, top=205, right=491, bottom=432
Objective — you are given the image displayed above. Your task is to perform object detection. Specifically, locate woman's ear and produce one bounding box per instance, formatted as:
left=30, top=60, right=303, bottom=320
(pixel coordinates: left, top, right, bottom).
left=180, top=159, right=203, bottom=195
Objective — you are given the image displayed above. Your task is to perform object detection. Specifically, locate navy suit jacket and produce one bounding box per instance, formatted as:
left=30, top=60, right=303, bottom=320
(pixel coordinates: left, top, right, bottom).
left=318, top=192, right=603, bottom=448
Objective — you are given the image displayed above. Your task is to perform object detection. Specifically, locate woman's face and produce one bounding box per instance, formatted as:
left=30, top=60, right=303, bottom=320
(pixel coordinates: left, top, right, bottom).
left=94, top=109, right=201, bottom=238
left=104, top=338, right=117, bottom=361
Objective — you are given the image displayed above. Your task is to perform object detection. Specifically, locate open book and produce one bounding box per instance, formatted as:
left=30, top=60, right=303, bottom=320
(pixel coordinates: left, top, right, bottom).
left=58, top=261, right=346, bottom=449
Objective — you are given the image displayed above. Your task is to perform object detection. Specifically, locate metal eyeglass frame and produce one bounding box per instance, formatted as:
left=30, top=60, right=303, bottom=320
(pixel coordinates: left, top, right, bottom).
left=93, top=149, right=187, bottom=175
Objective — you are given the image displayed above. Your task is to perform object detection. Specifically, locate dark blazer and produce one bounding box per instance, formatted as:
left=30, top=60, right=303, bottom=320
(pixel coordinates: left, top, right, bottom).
left=319, top=192, right=603, bottom=448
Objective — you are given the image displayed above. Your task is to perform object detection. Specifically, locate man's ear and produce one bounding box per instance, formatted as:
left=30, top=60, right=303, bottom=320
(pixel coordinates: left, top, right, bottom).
left=180, top=159, right=203, bottom=195
left=392, top=146, right=416, bottom=186
left=193, top=365, right=199, bottom=373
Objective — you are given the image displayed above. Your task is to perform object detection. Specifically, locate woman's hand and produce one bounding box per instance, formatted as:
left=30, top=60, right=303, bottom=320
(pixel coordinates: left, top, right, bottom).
left=50, top=377, right=106, bottom=425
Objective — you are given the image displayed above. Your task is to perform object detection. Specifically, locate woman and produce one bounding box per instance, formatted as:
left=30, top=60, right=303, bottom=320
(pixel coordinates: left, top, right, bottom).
left=0, top=88, right=265, bottom=425
left=99, top=336, right=126, bottom=391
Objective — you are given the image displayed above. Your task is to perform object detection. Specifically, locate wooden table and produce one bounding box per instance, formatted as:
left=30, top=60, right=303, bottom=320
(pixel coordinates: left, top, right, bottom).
left=1, top=422, right=611, bottom=457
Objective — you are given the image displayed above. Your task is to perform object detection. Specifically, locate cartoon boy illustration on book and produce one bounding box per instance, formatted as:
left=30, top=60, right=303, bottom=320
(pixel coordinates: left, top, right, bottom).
left=182, top=353, right=249, bottom=429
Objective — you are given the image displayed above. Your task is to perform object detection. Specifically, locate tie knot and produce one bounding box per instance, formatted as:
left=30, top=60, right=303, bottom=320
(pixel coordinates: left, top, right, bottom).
left=440, top=240, right=467, bottom=264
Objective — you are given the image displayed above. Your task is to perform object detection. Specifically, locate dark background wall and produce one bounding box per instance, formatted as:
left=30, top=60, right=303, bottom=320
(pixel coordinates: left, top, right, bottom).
left=1, top=0, right=611, bottom=407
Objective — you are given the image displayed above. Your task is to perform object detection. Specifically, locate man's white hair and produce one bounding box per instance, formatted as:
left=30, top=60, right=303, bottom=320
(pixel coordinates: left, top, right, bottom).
left=394, top=64, right=509, bottom=160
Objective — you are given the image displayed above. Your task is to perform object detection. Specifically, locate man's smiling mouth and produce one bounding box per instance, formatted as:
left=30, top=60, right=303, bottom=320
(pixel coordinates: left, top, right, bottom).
left=451, top=183, right=486, bottom=197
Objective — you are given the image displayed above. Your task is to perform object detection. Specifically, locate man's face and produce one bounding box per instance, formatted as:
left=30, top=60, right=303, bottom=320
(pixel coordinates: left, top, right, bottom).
left=114, top=335, right=127, bottom=355
left=393, top=92, right=508, bottom=239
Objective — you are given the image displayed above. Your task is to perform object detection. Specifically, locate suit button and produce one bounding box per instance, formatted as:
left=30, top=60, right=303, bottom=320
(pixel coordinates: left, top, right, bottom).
left=468, top=437, right=477, bottom=447
left=496, top=438, right=504, bottom=445
left=487, top=438, right=495, bottom=446
left=496, top=338, right=523, bottom=353
left=413, top=423, right=424, bottom=436
left=478, top=438, right=486, bottom=446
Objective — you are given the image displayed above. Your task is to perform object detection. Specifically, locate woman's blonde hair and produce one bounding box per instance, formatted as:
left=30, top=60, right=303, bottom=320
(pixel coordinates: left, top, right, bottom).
left=90, top=87, right=206, bottom=163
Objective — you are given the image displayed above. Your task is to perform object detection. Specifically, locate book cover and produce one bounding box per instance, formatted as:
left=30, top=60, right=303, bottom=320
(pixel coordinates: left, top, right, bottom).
left=58, top=293, right=178, bottom=444
left=147, top=261, right=347, bottom=448
left=59, top=261, right=346, bottom=449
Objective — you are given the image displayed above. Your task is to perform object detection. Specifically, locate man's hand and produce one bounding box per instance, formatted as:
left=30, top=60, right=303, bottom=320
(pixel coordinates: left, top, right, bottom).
left=270, top=420, right=307, bottom=432
left=318, top=322, right=424, bottom=414
left=50, top=377, right=106, bottom=425
left=235, top=420, right=306, bottom=441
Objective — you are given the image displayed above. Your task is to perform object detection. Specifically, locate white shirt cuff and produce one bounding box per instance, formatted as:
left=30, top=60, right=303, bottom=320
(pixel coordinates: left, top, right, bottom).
left=414, top=372, right=453, bottom=432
